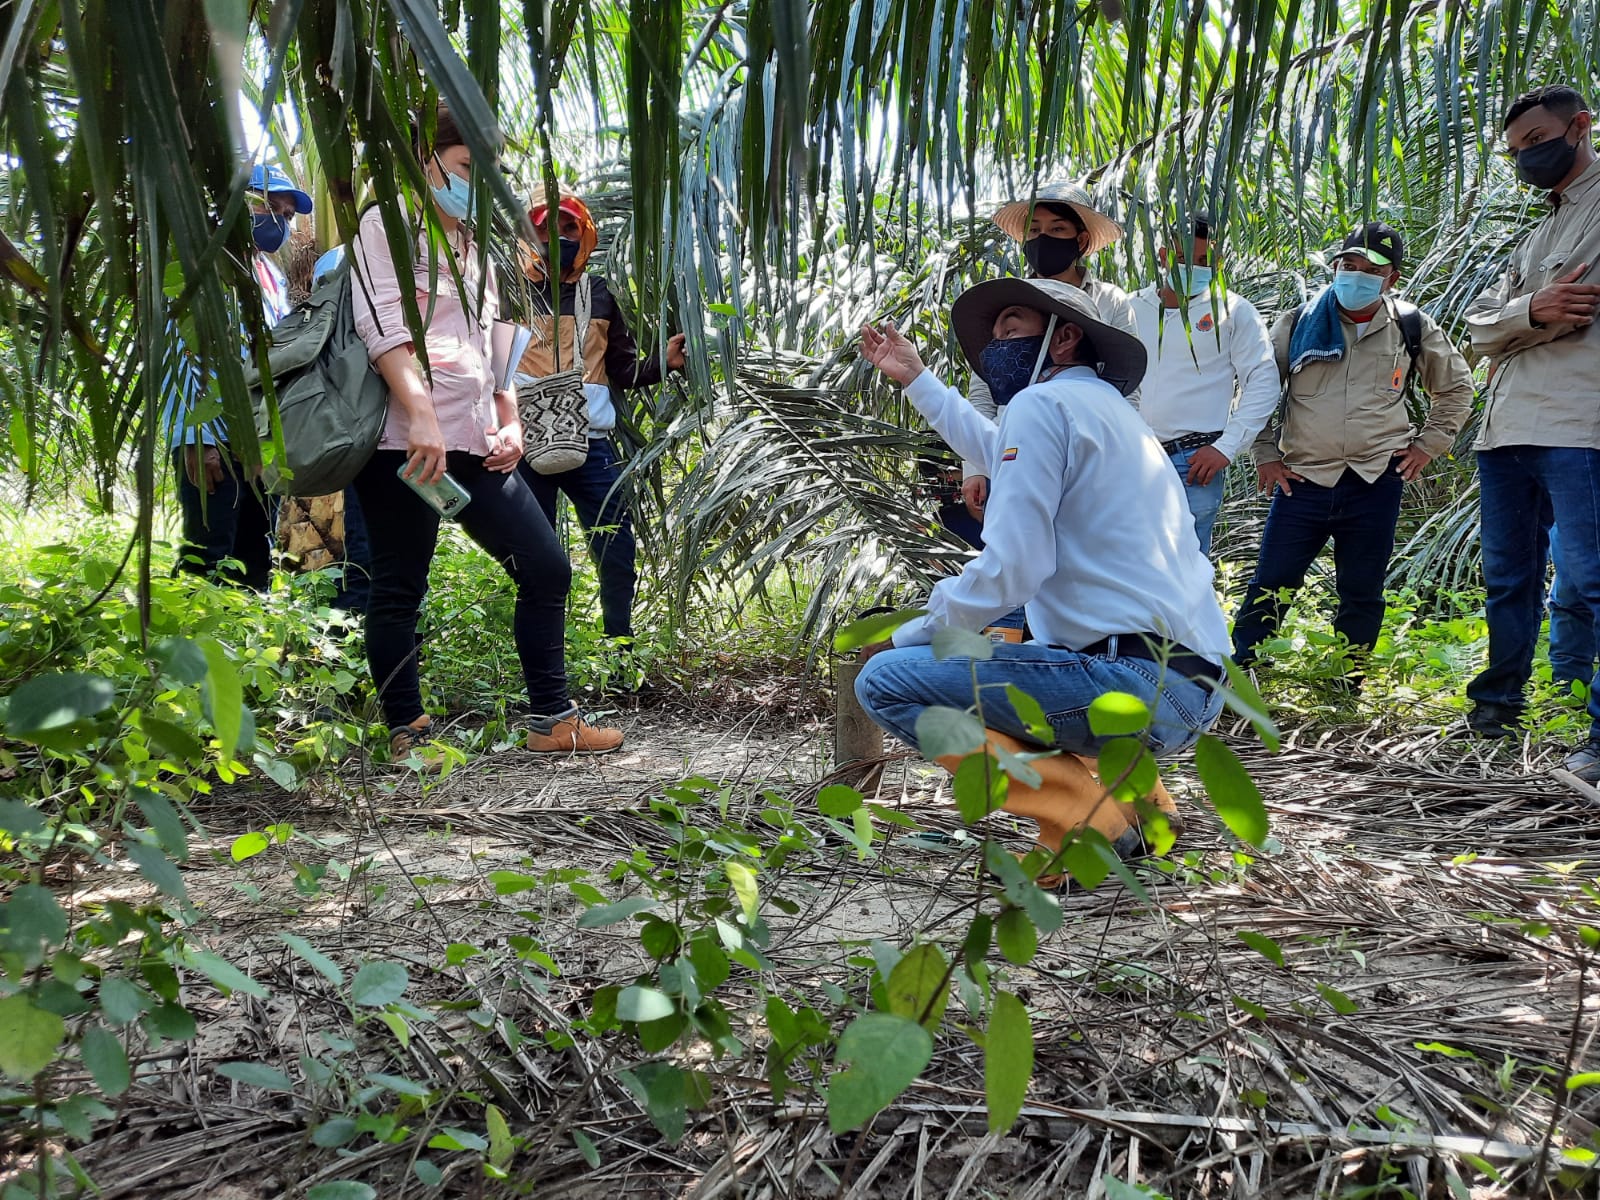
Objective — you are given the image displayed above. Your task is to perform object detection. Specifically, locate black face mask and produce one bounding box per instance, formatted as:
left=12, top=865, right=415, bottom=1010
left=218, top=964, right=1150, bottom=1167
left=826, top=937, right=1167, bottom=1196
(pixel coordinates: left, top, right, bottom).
left=558, top=238, right=581, bottom=270
left=1516, top=118, right=1581, bottom=189
left=1023, top=233, right=1084, bottom=278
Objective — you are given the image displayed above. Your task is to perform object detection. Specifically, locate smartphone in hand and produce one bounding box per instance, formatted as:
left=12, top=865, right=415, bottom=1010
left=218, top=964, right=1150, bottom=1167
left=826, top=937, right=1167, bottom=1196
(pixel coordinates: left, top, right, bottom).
left=397, top=463, right=471, bottom=518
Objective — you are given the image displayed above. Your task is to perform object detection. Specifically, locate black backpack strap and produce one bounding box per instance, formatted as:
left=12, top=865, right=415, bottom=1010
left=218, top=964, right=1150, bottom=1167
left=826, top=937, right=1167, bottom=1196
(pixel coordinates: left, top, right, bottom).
left=1394, top=301, right=1425, bottom=388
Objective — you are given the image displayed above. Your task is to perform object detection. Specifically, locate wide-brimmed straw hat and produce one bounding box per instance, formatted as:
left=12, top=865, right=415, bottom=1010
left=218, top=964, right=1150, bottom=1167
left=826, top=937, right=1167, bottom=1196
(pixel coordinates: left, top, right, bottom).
left=991, top=181, right=1123, bottom=255
left=950, top=278, right=1147, bottom=397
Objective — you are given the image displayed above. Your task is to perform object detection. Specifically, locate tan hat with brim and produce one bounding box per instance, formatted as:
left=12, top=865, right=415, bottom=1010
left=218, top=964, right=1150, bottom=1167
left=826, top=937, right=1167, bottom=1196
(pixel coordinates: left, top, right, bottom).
left=991, top=181, right=1123, bottom=256
left=950, top=278, right=1148, bottom=398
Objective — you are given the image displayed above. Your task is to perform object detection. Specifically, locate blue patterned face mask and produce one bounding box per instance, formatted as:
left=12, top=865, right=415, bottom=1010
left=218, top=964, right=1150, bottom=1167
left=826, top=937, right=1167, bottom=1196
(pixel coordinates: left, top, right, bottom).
left=978, top=334, right=1048, bottom=406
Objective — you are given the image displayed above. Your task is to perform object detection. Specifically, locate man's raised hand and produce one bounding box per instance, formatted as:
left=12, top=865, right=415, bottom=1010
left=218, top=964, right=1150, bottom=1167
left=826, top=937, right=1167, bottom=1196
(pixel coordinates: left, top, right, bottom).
left=860, top=321, right=925, bottom=387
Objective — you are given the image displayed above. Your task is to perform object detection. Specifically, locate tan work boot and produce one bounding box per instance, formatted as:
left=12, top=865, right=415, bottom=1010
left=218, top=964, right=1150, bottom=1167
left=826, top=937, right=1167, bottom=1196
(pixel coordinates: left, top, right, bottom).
left=388, top=716, right=445, bottom=772
left=938, top=729, right=1181, bottom=886
left=526, top=712, right=625, bottom=755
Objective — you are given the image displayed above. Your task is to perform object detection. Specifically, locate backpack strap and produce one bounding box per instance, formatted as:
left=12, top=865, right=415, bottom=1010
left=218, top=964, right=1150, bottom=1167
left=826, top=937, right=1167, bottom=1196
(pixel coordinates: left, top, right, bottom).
left=1394, top=300, right=1424, bottom=391
left=574, top=274, right=593, bottom=378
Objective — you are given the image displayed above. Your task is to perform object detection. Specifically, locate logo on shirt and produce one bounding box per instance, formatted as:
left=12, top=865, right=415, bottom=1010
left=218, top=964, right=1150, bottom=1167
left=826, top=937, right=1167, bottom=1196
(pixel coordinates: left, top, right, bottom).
left=1001, top=447, right=1018, bottom=462
left=1196, top=314, right=1215, bottom=333
left=1390, top=365, right=1405, bottom=391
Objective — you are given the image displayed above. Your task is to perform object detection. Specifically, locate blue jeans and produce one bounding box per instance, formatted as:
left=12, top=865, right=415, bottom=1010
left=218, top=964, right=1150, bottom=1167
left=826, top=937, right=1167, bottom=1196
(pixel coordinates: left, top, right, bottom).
left=1470, top=447, right=1600, bottom=740
left=519, top=440, right=637, bottom=639
left=855, top=641, right=1224, bottom=758
left=171, top=445, right=275, bottom=591
left=1232, top=466, right=1404, bottom=665
left=1168, top=446, right=1225, bottom=556
left=1548, top=525, right=1598, bottom=689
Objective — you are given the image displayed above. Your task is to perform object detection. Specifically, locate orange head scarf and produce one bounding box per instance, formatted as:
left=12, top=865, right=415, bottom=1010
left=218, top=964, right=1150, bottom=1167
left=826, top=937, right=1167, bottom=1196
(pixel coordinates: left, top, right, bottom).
left=522, top=186, right=598, bottom=284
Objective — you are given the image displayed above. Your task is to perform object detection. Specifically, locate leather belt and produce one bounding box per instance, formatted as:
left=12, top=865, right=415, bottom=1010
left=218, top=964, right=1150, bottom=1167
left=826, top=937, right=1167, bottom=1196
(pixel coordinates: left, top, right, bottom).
left=1067, top=634, right=1224, bottom=682
left=1160, top=430, right=1223, bottom=456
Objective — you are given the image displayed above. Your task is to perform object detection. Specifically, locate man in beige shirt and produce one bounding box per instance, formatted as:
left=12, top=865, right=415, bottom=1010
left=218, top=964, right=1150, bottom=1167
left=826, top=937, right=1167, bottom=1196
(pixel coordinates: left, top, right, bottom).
left=1233, top=222, right=1473, bottom=677
left=1462, top=85, right=1600, bottom=778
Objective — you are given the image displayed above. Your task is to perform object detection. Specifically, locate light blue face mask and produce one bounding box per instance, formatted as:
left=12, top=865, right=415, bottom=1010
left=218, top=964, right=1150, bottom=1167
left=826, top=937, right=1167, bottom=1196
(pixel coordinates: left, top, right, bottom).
left=431, top=169, right=473, bottom=221
left=1172, top=264, right=1214, bottom=297
left=1332, top=268, right=1388, bottom=311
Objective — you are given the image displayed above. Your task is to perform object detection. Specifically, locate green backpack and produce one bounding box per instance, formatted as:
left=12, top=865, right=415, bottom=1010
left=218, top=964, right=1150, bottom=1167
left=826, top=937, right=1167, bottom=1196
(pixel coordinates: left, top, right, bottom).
left=244, top=261, right=388, bottom=496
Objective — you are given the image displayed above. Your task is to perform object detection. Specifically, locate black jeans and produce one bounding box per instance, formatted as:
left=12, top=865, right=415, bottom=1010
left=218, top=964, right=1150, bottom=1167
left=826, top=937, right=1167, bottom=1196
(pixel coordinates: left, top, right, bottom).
left=1232, top=465, right=1405, bottom=665
left=353, top=450, right=572, bottom=727
left=519, top=439, right=637, bottom=638
left=171, top=445, right=274, bottom=591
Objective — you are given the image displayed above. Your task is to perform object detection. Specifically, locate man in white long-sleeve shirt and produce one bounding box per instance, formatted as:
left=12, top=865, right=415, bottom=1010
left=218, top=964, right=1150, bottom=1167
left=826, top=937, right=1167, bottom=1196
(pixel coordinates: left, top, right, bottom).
left=855, top=280, right=1228, bottom=864
left=1130, top=213, right=1280, bottom=555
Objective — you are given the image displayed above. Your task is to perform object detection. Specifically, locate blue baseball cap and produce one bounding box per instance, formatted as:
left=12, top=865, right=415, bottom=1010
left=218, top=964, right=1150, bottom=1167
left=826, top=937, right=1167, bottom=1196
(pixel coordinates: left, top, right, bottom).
left=248, top=162, right=313, bottom=213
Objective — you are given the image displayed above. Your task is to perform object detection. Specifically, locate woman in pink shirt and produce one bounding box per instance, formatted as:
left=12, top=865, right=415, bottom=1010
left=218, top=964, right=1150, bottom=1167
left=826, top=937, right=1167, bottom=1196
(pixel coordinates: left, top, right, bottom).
left=350, top=105, right=622, bottom=759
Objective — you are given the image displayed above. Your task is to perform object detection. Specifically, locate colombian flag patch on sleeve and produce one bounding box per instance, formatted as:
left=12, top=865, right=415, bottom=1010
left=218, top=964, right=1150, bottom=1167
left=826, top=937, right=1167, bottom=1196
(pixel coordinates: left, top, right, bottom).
left=1001, top=447, right=1018, bottom=462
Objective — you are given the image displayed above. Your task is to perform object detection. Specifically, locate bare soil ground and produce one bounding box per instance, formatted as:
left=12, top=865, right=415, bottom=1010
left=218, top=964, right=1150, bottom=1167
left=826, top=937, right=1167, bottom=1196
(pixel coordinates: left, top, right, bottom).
left=53, top=690, right=1600, bottom=1199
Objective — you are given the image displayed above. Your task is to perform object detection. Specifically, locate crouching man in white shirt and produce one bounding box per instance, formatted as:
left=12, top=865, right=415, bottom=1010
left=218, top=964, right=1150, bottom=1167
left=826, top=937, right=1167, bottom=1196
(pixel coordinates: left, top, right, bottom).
left=857, top=280, right=1230, bottom=874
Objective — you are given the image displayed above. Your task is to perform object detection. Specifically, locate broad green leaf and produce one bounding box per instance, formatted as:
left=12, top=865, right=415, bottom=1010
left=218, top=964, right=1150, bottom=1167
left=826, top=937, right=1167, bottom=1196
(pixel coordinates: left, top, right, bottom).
left=4, top=671, right=114, bottom=739
left=1236, top=931, right=1284, bottom=967
left=833, top=609, right=928, bottom=652
left=216, top=1061, right=295, bottom=1091
left=486, top=1102, right=514, bottom=1167
left=1316, top=984, right=1359, bottom=1015
left=2, top=884, right=67, bottom=963
left=123, top=839, right=187, bottom=901
left=1096, top=737, right=1158, bottom=804
left=1004, top=685, right=1054, bottom=744
left=817, top=784, right=864, bottom=817
left=230, top=832, right=270, bottom=862
left=963, top=914, right=993, bottom=969
left=725, top=861, right=759, bottom=925
left=0, top=995, right=64, bottom=1079
left=932, top=627, right=995, bottom=661
left=953, top=752, right=1007, bottom=824
left=572, top=1128, right=601, bottom=1168
left=985, top=991, right=1033, bottom=1132
left=312, top=1117, right=358, bottom=1147
left=199, top=637, right=243, bottom=762
left=305, top=1184, right=376, bottom=1200
left=1222, top=659, right=1280, bottom=751
left=827, top=1013, right=934, bottom=1133
left=349, top=961, right=408, bottom=1007
left=996, top=907, right=1038, bottom=965
left=620, top=1061, right=688, bottom=1142
left=145, top=1002, right=198, bottom=1041
left=488, top=871, right=540, bottom=894
left=281, top=934, right=345, bottom=985
left=1057, top=835, right=1113, bottom=891
left=1087, top=692, right=1150, bottom=737
left=688, top=931, right=730, bottom=991
left=140, top=717, right=204, bottom=764
left=884, top=943, right=950, bottom=1030
left=577, top=896, right=661, bottom=928
left=152, top=637, right=208, bottom=686
left=81, top=1024, right=130, bottom=1096
left=0, top=798, right=47, bottom=836
left=1193, top=736, right=1269, bottom=846
left=427, top=1127, right=487, bottom=1152
left=97, top=976, right=149, bottom=1026
left=914, top=706, right=985, bottom=761
left=413, top=1160, right=443, bottom=1187
left=133, top=790, right=189, bottom=859
left=617, top=985, right=676, bottom=1022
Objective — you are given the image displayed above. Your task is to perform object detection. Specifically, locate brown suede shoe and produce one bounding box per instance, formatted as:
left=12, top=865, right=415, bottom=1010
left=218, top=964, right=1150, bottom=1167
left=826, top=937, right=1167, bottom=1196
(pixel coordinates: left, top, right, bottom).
left=526, top=714, right=624, bottom=755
